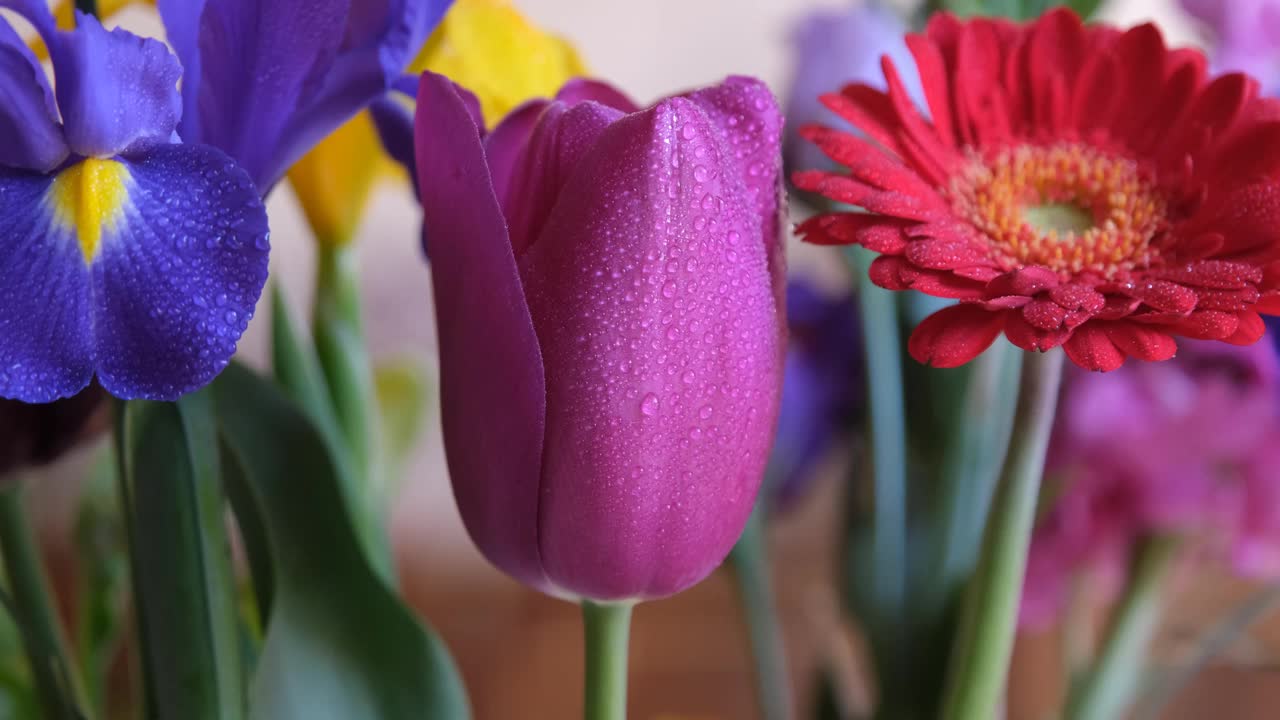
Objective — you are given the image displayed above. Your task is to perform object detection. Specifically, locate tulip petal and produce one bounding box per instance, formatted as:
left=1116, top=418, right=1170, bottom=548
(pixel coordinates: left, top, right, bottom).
left=416, top=72, right=552, bottom=591
left=555, top=78, right=640, bottom=113
left=485, top=99, right=549, bottom=203
left=683, top=77, right=785, bottom=255
left=0, top=170, right=93, bottom=402
left=505, top=100, right=625, bottom=256
left=91, top=144, right=270, bottom=400
left=520, top=95, right=782, bottom=599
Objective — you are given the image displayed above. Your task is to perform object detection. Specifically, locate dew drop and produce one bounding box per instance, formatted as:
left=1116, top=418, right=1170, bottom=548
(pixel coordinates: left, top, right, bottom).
left=640, top=393, right=660, bottom=417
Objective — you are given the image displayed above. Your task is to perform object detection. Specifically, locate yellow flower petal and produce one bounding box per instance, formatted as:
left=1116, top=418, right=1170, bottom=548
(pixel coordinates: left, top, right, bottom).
left=30, top=0, right=153, bottom=57
left=287, top=113, right=387, bottom=249
left=410, top=0, right=587, bottom=125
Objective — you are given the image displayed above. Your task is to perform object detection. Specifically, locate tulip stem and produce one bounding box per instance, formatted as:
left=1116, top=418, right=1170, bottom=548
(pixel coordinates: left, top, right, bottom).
left=0, top=485, right=91, bottom=720
left=582, top=601, right=632, bottom=720
left=939, top=348, right=1064, bottom=720
left=1064, top=534, right=1179, bottom=720
left=729, top=501, right=792, bottom=720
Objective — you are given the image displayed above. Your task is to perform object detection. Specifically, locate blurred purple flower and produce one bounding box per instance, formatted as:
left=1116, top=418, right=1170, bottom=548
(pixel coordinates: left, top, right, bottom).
left=768, top=279, right=863, bottom=512
left=1181, top=0, right=1280, bottom=92
left=783, top=1, right=920, bottom=176
left=1021, top=340, right=1280, bottom=629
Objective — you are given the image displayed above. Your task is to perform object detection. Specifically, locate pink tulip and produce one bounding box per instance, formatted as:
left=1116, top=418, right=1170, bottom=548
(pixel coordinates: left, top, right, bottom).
left=414, top=71, right=786, bottom=601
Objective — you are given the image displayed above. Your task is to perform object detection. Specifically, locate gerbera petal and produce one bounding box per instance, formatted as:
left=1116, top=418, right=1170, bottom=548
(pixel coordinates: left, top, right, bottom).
left=1064, top=323, right=1126, bottom=372
left=908, top=303, right=1004, bottom=368
left=0, top=170, right=93, bottom=402
left=415, top=71, right=551, bottom=591
left=905, top=32, right=955, bottom=147
left=1006, top=312, right=1070, bottom=352
left=1105, top=323, right=1178, bottom=362
left=90, top=144, right=269, bottom=400
left=0, top=19, right=66, bottom=172
left=1223, top=310, right=1266, bottom=345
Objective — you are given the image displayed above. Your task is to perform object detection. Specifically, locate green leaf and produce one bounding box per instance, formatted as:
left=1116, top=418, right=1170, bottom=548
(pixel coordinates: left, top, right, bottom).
left=72, top=446, right=130, bottom=715
left=374, top=359, right=432, bottom=486
left=117, top=392, right=247, bottom=720
left=313, top=246, right=392, bottom=581
left=212, top=364, right=470, bottom=720
left=271, top=283, right=342, bottom=444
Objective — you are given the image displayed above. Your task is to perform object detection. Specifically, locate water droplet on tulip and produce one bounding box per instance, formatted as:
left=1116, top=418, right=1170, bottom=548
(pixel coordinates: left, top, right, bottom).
left=699, top=405, right=714, bottom=419
left=640, top=393, right=660, bottom=417
left=662, top=281, right=677, bottom=298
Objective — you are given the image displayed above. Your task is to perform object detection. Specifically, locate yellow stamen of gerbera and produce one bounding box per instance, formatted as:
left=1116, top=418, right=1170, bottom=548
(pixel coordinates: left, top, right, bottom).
left=948, top=143, right=1168, bottom=278
left=48, top=158, right=131, bottom=264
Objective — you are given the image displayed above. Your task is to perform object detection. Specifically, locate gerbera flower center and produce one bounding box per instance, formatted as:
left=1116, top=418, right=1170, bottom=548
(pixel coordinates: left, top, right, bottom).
left=948, top=143, right=1167, bottom=278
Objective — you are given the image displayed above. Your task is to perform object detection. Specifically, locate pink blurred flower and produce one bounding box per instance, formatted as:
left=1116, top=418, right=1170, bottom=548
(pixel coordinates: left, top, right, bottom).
left=1181, top=0, right=1280, bottom=91
left=415, top=72, right=786, bottom=601
left=1021, top=340, right=1280, bottom=629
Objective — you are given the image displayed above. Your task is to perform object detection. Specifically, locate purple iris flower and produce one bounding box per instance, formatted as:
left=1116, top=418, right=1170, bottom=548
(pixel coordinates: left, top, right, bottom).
left=769, top=279, right=862, bottom=511
left=0, top=1, right=269, bottom=402
left=158, top=0, right=451, bottom=191
left=0, top=0, right=449, bottom=404
left=783, top=1, right=920, bottom=176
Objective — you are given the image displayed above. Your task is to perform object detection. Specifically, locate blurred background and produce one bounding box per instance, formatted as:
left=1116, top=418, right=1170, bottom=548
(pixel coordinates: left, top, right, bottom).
left=27, top=0, right=1280, bottom=718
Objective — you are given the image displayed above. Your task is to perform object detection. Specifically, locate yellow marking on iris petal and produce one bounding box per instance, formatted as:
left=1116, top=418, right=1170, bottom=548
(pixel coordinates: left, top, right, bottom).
left=49, top=158, right=131, bottom=264
left=411, top=0, right=588, bottom=124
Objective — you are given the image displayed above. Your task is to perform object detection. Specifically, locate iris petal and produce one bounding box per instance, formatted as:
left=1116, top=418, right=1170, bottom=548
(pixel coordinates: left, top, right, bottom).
left=2, top=1, right=181, bottom=159
left=172, top=0, right=449, bottom=191
left=0, top=20, right=67, bottom=172
left=50, top=14, right=182, bottom=158
left=191, top=0, right=350, bottom=189
left=0, top=170, right=94, bottom=402
left=90, top=144, right=269, bottom=400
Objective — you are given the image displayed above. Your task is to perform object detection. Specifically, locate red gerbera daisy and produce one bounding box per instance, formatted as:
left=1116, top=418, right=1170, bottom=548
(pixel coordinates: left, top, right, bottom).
left=794, top=8, right=1280, bottom=371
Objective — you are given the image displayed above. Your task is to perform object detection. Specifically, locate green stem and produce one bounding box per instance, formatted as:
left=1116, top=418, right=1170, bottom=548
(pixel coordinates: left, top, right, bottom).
left=1065, top=535, right=1180, bottom=720
left=0, top=485, right=90, bottom=720
left=728, top=502, right=792, bottom=720
left=939, top=349, right=1064, bottom=720
left=582, top=601, right=633, bottom=720
left=932, top=345, right=1022, bottom=615
left=843, top=246, right=908, bottom=652
left=313, top=244, right=392, bottom=581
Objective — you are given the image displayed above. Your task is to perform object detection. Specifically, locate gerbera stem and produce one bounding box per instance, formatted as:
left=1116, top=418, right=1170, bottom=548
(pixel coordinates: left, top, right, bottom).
left=939, top=348, right=1064, bottom=720
left=582, top=601, right=633, bottom=720
left=842, top=247, right=909, bottom=694
left=0, top=484, right=91, bottom=720
left=728, top=501, right=792, bottom=720
left=1064, top=534, right=1180, bottom=720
